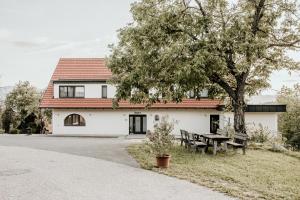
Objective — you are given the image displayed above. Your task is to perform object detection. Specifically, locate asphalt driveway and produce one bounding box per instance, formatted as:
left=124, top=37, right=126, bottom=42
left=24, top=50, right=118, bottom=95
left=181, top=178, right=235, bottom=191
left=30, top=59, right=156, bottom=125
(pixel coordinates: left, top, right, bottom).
left=0, top=134, right=234, bottom=200
left=0, top=146, right=233, bottom=200
left=0, top=134, right=140, bottom=167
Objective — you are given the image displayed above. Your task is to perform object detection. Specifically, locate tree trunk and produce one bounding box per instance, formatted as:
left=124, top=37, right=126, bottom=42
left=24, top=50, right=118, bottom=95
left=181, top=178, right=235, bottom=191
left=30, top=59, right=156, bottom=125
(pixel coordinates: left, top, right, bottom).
left=232, top=93, right=247, bottom=135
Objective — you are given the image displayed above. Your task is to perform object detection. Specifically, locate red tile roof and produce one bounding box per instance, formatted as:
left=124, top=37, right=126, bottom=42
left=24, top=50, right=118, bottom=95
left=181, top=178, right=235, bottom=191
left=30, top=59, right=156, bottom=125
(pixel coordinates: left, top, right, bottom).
left=40, top=58, right=221, bottom=109
left=51, top=58, right=112, bottom=81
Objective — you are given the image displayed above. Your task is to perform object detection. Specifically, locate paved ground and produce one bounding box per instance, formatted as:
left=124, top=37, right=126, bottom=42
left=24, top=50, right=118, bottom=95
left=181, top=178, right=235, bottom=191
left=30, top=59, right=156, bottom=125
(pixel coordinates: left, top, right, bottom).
left=0, top=134, right=140, bottom=167
left=0, top=146, right=233, bottom=200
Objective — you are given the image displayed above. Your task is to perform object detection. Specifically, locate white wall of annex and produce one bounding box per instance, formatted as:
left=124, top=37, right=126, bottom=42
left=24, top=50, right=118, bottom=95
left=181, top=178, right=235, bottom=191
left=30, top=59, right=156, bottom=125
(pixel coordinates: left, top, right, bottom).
left=223, top=112, right=278, bottom=134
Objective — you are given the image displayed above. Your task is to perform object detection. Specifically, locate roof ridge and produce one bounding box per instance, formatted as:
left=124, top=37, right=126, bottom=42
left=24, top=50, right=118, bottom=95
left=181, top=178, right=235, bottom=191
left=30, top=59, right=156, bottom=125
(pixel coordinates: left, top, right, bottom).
left=59, top=58, right=105, bottom=60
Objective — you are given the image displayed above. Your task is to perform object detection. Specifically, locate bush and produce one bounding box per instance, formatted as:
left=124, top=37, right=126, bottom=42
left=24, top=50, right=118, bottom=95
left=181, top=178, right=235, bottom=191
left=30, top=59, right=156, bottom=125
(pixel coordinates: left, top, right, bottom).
left=146, top=116, right=175, bottom=157
left=270, top=143, right=287, bottom=152
left=268, top=132, right=287, bottom=152
left=277, top=84, right=300, bottom=151
left=248, top=124, right=271, bottom=143
left=222, top=124, right=235, bottom=139
left=0, top=129, right=4, bottom=134
left=287, top=132, right=300, bottom=151
left=9, top=128, right=19, bottom=134
left=1, top=107, right=14, bottom=133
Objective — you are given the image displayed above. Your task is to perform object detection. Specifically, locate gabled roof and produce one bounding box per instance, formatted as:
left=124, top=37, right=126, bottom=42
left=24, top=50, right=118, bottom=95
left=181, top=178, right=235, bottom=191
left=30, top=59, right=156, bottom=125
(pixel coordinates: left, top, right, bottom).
left=40, top=58, right=221, bottom=109
left=51, top=58, right=112, bottom=81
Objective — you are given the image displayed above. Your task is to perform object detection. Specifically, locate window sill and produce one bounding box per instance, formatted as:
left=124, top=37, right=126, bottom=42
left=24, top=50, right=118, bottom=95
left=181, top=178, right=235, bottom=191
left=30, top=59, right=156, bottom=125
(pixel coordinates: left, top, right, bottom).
left=64, top=125, right=86, bottom=127
left=59, top=97, right=85, bottom=99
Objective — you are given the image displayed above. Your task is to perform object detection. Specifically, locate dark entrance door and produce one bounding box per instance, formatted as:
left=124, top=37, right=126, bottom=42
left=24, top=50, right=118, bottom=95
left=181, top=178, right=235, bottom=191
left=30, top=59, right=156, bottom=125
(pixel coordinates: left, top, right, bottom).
left=129, top=115, right=147, bottom=134
left=210, top=115, right=220, bottom=134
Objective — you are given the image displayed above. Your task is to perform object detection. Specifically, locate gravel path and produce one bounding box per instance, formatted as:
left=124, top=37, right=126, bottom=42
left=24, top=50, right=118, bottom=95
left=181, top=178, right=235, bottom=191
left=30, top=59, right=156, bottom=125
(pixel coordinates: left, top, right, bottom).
left=0, top=146, right=233, bottom=200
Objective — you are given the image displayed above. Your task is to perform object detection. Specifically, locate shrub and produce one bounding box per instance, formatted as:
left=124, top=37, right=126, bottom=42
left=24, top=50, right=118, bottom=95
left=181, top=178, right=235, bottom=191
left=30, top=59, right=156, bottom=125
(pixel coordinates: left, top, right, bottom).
left=9, top=128, right=19, bottom=134
left=1, top=107, right=14, bottom=133
left=268, top=132, right=287, bottom=152
left=277, top=84, right=300, bottom=151
left=270, top=143, right=287, bottom=152
left=248, top=124, right=271, bottom=143
left=146, top=116, right=175, bottom=157
left=287, top=132, right=300, bottom=151
left=222, top=124, right=235, bottom=139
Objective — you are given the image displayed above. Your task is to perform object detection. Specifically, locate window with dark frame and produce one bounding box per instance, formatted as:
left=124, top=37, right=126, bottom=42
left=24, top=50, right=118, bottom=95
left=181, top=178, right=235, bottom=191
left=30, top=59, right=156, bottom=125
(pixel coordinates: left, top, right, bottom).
left=64, top=114, right=86, bottom=126
left=59, top=86, right=85, bottom=98
left=187, top=89, right=208, bottom=98
left=188, top=90, right=195, bottom=98
left=102, top=85, right=107, bottom=98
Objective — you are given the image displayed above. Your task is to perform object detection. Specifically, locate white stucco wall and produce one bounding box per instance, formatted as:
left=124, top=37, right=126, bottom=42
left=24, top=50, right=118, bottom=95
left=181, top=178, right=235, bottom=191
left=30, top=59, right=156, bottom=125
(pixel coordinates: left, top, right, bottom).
left=52, top=109, right=221, bottom=136
left=53, top=83, right=117, bottom=98
left=52, top=108, right=279, bottom=136
left=223, top=112, right=278, bottom=134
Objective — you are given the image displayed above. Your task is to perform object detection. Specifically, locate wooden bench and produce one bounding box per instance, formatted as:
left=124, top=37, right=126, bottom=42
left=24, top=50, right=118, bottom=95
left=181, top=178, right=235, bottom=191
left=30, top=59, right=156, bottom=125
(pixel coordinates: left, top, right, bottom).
left=186, top=132, right=207, bottom=154
left=180, top=130, right=207, bottom=154
left=226, top=133, right=248, bottom=155
left=180, top=129, right=189, bottom=147
left=192, top=133, right=207, bottom=154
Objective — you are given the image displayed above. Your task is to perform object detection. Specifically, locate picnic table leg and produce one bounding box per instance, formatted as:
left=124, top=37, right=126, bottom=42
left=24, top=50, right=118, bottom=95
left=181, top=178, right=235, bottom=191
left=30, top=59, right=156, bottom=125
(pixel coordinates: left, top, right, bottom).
left=201, top=148, right=205, bottom=155
left=205, top=138, right=209, bottom=153
left=213, top=140, right=217, bottom=155
left=224, top=142, right=227, bottom=153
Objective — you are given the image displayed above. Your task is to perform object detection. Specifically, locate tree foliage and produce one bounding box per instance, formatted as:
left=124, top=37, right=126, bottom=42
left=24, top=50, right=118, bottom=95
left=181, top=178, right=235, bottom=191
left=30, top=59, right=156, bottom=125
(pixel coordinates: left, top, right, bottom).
left=0, top=105, right=2, bottom=130
left=4, top=81, right=41, bottom=131
left=1, top=107, right=14, bottom=133
left=108, top=0, right=300, bottom=134
left=277, top=84, right=300, bottom=150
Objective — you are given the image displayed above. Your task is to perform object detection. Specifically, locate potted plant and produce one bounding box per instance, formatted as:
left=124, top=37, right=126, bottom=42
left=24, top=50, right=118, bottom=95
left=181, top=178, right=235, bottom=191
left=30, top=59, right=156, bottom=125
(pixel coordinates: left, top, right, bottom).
left=146, top=116, right=174, bottom=168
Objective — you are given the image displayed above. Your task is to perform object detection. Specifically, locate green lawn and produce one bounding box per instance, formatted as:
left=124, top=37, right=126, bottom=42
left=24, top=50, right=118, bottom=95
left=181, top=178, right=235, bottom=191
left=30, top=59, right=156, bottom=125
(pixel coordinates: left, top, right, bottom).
left=128, top=144, right=300, bottom=200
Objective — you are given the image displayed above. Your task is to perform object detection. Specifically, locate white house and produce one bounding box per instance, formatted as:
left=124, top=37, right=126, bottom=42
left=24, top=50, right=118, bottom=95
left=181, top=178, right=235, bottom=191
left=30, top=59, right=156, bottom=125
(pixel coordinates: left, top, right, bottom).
left=40, top=58, right=286, bottom=136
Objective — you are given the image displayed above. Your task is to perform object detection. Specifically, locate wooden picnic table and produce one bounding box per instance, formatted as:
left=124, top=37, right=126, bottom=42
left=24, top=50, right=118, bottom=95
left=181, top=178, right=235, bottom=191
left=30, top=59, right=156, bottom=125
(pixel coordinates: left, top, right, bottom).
left=193, top=133, right=231, bottom=155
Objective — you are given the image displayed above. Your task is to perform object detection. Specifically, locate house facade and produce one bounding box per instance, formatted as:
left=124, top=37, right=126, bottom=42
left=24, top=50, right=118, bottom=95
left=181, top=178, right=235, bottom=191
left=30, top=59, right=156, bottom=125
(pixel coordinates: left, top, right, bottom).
left=40, top=58, right=285, bottom=136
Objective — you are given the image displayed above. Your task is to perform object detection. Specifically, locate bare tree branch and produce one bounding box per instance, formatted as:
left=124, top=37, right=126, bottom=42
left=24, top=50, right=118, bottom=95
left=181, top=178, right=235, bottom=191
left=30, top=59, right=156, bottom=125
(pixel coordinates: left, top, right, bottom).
left=194, top=0, right=206, bottom=17
left=209, top=73, right=236, bottom=99
left=268, top=39, right=300, bottom=48
left=251, top=0, right=266, bottom=35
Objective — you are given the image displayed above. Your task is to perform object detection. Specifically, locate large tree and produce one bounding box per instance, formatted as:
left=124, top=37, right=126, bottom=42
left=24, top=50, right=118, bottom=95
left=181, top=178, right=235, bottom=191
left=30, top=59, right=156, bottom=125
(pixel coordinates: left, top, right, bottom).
left=108, top=0, right=300, bottom=134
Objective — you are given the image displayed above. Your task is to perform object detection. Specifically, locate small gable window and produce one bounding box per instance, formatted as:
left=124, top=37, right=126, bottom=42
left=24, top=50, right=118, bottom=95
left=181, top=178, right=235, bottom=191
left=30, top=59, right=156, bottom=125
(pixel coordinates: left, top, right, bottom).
left=64, top=114, right=86, bottom=126
left=102, top=85, right=107, bottom=98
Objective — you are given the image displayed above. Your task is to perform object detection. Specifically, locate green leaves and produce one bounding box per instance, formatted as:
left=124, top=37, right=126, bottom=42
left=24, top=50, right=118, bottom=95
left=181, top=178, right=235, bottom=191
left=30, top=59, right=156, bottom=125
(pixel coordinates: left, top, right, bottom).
left=146, top=116, right=175, bottom=156
left=277, top=84, right=300, bottom=150
left=108, top=0, right=300, bottom=104
left=4, top=81, right=41, bottom=127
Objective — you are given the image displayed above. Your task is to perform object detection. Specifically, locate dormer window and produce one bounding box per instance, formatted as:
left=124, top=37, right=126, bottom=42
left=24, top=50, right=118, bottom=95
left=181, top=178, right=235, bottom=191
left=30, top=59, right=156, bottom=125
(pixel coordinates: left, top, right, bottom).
left=102, top=85, right=107, bottom=98
left=188, top=90, right=195, bottom=98
left=59, top=86, right=85, bottom=98
left=188, top=89, right=208, bottom=98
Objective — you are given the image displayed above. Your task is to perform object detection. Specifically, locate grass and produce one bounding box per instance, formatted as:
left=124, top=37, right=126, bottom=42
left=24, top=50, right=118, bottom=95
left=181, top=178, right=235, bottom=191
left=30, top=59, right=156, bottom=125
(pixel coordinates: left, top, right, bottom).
left=128, top=144, right=300, bottom=200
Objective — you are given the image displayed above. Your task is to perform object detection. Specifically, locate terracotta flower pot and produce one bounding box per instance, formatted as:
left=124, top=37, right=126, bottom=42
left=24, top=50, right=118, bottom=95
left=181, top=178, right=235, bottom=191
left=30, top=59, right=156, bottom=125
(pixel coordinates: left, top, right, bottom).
left=156, top=155, right=171, bottom=168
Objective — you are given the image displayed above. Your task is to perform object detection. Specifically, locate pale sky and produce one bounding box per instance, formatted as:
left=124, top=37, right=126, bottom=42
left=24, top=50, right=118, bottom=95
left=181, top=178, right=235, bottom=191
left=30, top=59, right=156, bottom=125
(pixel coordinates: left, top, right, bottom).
left=0, top=0, right=299, bottom=94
